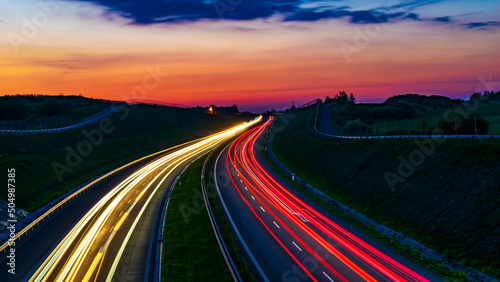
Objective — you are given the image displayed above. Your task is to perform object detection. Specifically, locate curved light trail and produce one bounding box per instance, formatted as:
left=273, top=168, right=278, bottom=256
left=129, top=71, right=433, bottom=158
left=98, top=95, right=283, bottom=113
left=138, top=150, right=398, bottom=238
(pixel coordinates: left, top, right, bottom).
left=28, top=117, right=261, bottom=282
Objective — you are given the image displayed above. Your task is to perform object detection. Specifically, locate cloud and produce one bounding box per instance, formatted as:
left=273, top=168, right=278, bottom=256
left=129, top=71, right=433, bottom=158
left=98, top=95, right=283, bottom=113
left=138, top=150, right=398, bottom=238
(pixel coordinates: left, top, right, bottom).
left=73, top=0, right=298, bottom=23
left=69, top=0, right=445, bottom=25
left=462, top=21, right=499, bottom=29
left=385, top=0, right=446, bottom=11
left=434, top=16, right=451, bottom=22
left=68, top=0, right=500, bottom=31
left=405, top=13, right=421, bottom=21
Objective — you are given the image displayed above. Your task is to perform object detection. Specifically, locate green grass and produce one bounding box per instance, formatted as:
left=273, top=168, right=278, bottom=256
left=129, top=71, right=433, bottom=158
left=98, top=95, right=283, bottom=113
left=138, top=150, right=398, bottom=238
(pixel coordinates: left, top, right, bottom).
left=0, top=104, right=247, bottom=211
left=272, top=107, right=500, bottom=279
left=162, top=155, right=232, bottom=280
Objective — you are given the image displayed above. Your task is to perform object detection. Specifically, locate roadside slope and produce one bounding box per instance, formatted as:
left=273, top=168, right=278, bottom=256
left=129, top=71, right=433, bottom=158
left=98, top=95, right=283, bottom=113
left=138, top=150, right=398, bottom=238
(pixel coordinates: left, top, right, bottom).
left=0, top=104, right=247, bottom=211
left=271, top=107, right=500, bottom=278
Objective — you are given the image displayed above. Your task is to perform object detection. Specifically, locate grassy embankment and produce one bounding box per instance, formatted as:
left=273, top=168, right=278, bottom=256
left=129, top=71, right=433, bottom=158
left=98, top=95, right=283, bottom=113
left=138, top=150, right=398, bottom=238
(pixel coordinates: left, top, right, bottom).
left=0, top=104, right=247, bottom=211
left=0, top=95, right=114, bottom=129
left=162, top=140, right=256, bottom=280
left=271, top=107, right=500, bottom=278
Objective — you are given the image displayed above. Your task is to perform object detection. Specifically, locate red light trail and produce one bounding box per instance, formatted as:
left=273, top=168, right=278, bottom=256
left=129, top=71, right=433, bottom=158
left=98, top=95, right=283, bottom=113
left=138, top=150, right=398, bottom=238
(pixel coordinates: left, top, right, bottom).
left=224, top=117, right=430, bottom=281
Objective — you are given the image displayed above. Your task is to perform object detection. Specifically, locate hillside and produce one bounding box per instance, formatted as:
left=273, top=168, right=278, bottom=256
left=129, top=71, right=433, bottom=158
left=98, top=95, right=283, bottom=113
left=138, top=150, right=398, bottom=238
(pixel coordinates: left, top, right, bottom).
left=0, top=95, right=116, bottom=128
left=271, top=107, right=500, bottom=278
left=326, top=93, right=500, bottom=135
left=0, top=103, right=249, bottom=211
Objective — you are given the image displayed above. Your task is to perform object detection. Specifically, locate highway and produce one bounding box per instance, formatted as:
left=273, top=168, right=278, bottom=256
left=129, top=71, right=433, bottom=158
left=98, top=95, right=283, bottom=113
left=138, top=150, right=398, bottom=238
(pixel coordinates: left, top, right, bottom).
left=213, top=117, right=441, bottom=281
left=0, top=117, right=260, bottom=282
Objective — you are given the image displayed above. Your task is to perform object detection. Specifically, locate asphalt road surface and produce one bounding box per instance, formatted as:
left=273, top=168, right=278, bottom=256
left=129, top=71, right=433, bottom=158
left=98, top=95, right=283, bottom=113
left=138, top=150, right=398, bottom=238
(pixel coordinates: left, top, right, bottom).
left=214, top=117, right=442, bottom=282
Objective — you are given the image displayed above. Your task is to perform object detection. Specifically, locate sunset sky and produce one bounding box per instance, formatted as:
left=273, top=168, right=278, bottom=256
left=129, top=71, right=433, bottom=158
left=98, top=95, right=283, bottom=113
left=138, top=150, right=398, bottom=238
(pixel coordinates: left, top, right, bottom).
left=1, top=0, right=499, bottom=111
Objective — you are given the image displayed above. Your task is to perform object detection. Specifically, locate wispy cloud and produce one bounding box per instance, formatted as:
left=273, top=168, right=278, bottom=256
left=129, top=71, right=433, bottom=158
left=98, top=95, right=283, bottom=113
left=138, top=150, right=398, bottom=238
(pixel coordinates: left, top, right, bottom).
left=463, top=21, right=499, bottom=29
left=434, top=16, right=451, bottom=22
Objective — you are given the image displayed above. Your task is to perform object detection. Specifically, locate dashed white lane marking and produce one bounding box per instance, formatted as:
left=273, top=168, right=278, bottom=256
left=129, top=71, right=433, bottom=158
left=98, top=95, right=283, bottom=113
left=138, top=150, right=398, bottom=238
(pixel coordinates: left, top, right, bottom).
left=109, top=226, right=114, bottom=233
left=244, top=187, right=248, bottom=190
left=260, top=207, right=266, bottom=212
left=322, top=271, right=335, bottom=282
left=240, top=179, right=243, bottom=183
left=251, top=196, right=256, bottom=200
left=292, top=241, right=302, bottom=251
left=273, top=221, right=280, bottom=228
left=128, top=199, right=132, bottom=204
left=119, top=211, right=123, bottom=217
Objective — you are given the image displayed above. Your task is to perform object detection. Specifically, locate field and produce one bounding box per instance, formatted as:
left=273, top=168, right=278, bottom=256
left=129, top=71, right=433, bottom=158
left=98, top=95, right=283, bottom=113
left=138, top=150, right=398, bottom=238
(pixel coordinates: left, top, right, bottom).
left=272, top=107, right=500, bottom=278
left=0, top=104, right=247, bottom=211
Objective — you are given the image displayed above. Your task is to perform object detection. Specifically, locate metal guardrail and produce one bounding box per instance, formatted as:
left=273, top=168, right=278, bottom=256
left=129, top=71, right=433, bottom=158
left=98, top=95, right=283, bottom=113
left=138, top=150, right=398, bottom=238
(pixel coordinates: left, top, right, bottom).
left=201, top=149, right=242, bottom=282
left=0, top=139, right=199, bottom=253
left=313, top=102, right=500, bottom=140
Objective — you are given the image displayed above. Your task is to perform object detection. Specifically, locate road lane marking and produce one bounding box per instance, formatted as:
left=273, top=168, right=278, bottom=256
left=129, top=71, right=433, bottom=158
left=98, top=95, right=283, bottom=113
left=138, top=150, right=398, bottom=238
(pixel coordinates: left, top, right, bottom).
left=292, top=241, right=302, bottom=251
left=244, top=187, right=248, bottom=190
left=260, top=207, right=265, bottom=212
left=109, top=226, right=114, bottom=233
left=251, top=196, right=256, bottom=200
left=114, top=212, right=129, bottom=231
left=82, top=252, right=103, bottom=282
left=135, top=190, right=146, bottom=201
left=273, top=221, right=280, bottom=228
left=119, top=211, right=123, bottom=217
left=322, top=271, right=335, bottom=282
left=240, top=179, right=243, bottom=183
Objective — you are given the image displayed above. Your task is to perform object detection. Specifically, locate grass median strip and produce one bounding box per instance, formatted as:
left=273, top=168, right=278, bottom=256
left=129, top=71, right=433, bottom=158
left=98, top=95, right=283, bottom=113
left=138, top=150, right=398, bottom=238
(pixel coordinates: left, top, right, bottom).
left=162, top=155, right=231, bottom=280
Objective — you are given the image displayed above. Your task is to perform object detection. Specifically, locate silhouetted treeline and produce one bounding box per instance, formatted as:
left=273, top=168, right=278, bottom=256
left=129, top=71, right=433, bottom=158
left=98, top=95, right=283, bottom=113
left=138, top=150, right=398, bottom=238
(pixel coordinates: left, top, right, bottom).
left=191, top=105, right=239, bottom=115
left=470, top=91, right=500, bottom=103
left=324, top=91, right=356, bottom=104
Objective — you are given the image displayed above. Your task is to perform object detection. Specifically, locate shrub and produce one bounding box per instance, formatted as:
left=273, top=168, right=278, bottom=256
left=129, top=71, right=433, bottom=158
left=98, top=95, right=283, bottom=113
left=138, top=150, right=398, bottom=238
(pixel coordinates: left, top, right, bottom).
left=39, top=98, right=62, bottom=117
left=437, top=114, right=489, bottom=135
